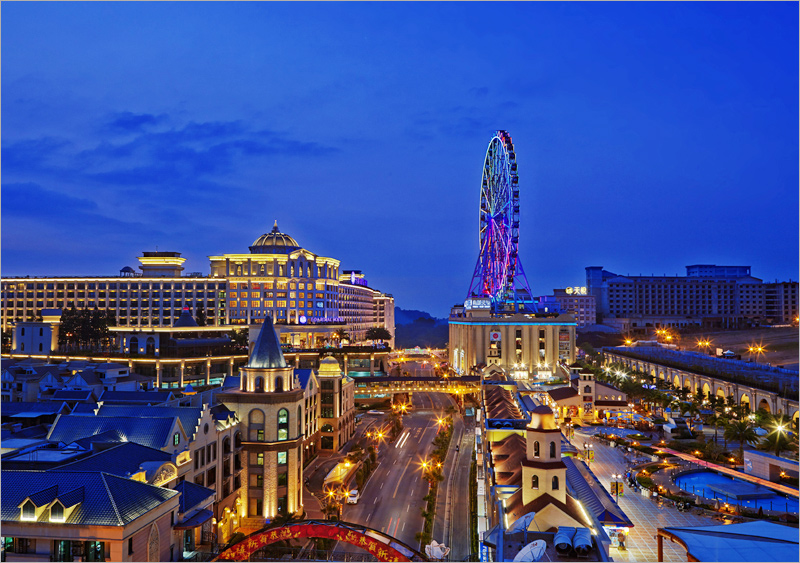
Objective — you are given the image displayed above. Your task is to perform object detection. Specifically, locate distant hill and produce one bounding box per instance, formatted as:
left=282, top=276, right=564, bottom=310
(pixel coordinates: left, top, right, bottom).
left=394, top=308, right=436, bottom=326
left=394, top=307, right=448, bottom=349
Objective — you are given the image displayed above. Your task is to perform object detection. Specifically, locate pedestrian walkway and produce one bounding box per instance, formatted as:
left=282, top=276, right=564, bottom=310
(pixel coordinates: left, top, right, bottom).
left=574, top=431, right=718, bottom=562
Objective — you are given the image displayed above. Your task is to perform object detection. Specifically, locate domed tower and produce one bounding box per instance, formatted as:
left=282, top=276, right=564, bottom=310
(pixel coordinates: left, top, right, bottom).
left=249, top=221, right=301, bottom=254
left=521, top=405, right=567, bottom=505
left=218, top=317, right=305, bottom=522
left=316, top=355, right=356, bottom=451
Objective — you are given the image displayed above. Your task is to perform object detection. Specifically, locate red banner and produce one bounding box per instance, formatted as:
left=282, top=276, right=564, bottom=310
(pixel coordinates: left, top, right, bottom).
left=216, top=523, right=411, bottom=562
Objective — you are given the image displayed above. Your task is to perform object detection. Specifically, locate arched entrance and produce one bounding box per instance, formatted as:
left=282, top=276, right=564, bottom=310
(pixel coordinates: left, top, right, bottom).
left=715, top=388, right=726, bottom=401
left=673, top=375, right=681, bottom=389
left=701, top=383, right=711, bottom=400
left=758, top=399, right=771, bottom=413
left=215, top=520, right=426, bottom=561
left=740, top=394, right=751, bottom=411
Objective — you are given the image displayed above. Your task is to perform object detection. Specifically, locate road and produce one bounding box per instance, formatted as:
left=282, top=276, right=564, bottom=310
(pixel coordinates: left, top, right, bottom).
left=342, top=392, right=461, bottom=551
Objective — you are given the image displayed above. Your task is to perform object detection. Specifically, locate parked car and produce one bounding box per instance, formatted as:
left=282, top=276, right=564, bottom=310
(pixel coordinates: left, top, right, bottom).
left=347, top=490, right=360, bottom=504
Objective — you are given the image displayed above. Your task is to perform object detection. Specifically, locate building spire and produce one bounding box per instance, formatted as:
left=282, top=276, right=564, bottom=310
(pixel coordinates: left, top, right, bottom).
left=247, top=316, right=287, bottom=369
left=272, top=220, right=279, bottom=232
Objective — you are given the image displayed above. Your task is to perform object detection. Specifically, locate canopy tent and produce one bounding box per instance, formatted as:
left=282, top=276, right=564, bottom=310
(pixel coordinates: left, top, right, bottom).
left=658, top=521, right=799, bottom=562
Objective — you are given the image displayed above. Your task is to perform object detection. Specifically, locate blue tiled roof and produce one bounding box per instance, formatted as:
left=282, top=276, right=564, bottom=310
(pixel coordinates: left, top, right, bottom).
left=2, top=471, right=178, bottom=526
left=70, top=403, right=99, bottom=414
left=70, top=429, right=126, bottom=449
left=247, top=316, right=287, bottom=369
left=564, top=456, right=633, bottom=527
left=95, top=405, right=201, bottom=438
left=47, top=415, right=180, bottom=450
left=98, top=390, right=175, bottom=404
left=1, top=402, right=70, bottom=416
left=51, top=442, right=171, bottom=476
left=296, top=369, right=314, bottom=390
left=174, top=480, right=215, bottom=513
left=221, top=375, right=240, bottom=389
left=51, top=390, right=96, bottom=401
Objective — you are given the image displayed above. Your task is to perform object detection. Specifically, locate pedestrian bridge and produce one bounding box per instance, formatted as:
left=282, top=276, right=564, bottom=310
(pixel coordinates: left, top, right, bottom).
left=351, top=375, right=481, bottom=396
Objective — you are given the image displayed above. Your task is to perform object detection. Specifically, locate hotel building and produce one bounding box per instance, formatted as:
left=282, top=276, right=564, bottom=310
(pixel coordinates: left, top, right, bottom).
left=1, top=223, right=395, bottom=344
left=586, top=265, right=799, bottom=331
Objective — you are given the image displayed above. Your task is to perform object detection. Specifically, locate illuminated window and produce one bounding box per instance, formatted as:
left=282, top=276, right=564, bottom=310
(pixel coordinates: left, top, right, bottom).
left=251, top=292, right=259, bottom=298
left=230, top=283, right=237, bottom=289
left=290, top=292, right=296, bottom=299
left=229, top=292, right=237, bottom=298
left=229, top=301, right=237, bottom=308
left=265, top=301, right=274, bottom=307
left=299, top=292, right=305, bottom=299
left=289, top=301, right=296, bottom=308
left=173, top=433, right=180, bottom=446
left=278, top=451, right=287, bottom=465
left=241, top=301, right=248, bottom=308
left=278, top=409, right=289, bottom=440
left=278, top=301, right=287, bottom=308
left=21, top=500, right=35, bottom=521
left=289, top=283, right=296, bottom=290
left=257, top=453, right=264, bottom=466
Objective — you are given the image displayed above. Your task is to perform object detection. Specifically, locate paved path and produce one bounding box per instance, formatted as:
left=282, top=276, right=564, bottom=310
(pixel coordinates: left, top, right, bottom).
left=574, top=431, right=719, bottom=562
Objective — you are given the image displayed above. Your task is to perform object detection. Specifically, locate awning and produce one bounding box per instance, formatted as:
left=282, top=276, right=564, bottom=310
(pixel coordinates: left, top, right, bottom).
left=174, top=508, right=213, bottom=530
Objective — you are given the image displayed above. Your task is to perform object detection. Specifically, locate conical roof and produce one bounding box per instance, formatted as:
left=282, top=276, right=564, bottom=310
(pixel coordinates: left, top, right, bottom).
left=247, top=316, right=287, bottom=369
left=173, top=307, right=199, bottom=328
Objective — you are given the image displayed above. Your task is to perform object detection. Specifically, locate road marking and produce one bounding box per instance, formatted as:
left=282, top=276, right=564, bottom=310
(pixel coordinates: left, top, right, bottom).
left=374, top=497, right=378, bottom=504
left=393, top=458, right=412, bottom=498
left=393, top=518, right=400, bottom=537
left=366, top=512, right=371, bottom=522
left=402, top=522, right=406, bottom=531
left=380, top=482, right=384, bottom=489
left=406, top=504, right=410, bottom=512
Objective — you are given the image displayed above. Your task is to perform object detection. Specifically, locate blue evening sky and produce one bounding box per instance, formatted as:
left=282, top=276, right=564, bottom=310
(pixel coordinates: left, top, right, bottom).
left=2, top=2, right=798, bottom=317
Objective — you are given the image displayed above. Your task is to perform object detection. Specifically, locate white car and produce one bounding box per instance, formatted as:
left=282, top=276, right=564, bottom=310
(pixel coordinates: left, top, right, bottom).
left=346, top=490, right=359, bottom=504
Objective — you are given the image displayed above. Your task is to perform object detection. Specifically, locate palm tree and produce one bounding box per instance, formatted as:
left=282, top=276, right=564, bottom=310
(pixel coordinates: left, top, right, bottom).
left=724, top=419, right=759, bottom=464
left=709, top=396, right=727, bottom=444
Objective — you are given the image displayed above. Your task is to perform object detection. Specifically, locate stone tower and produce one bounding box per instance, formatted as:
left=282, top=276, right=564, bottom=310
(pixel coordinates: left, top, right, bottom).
left=521, top=405, right=567, bottom=505
left=219, top=316, right=304, bottom=522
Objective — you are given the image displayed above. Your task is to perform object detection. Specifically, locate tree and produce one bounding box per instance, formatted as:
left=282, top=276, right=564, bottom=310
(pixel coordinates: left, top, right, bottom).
left=365, top=327, right=392, bottom=343
left=724, top=419, right=759, bottom=463
left=195, top=304, right=207, bottom=327
left=334, top=328, right=350, bottom=342
left=231, top=329, right=249, bottom=348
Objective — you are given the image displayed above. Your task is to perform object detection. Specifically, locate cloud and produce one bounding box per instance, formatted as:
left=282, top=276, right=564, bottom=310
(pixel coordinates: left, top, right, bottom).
left=3, top=115, right=340, bottom=190
left=106, top=111, right=168, bottom=132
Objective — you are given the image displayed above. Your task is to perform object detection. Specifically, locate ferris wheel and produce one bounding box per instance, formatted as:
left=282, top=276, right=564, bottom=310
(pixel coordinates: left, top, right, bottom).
left=467, top=130, right=532, bottom=310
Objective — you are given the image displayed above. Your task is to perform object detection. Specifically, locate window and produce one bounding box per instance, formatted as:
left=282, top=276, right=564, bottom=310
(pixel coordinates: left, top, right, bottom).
left=278, top=451, right=287, bottom=465
left=277, top=472, right=287, bottom=486
left=550, top=441, right=556, bottom=459
left=275, top=376, right=284, bottom=393
left=173, top=433, right=180, bottom=446
left=278, top=409, right=289, bottom=440
left=255, top=474, right=263, bottom=488
left=532, top=475, right=539, bottom=490
left=257, top=453, right=264, bottom=466
left=257, top=429, right=264, bottom=441
left=21, top=500, right=35, bottom=520
left=552, top=476, right=559, bottom=490
left=533, top=441, right=540, bottom=458
left=128, top=538, right=134, bottom=555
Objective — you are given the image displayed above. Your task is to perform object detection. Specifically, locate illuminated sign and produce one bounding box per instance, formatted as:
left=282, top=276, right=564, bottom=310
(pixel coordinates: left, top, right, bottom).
left=565, top=286, right=588, bottom=295
left=299, top=315, right=307, bottom=324
left=489, top=331, right=501, bottom=341
left=464, top=298, right=491, bottom=309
